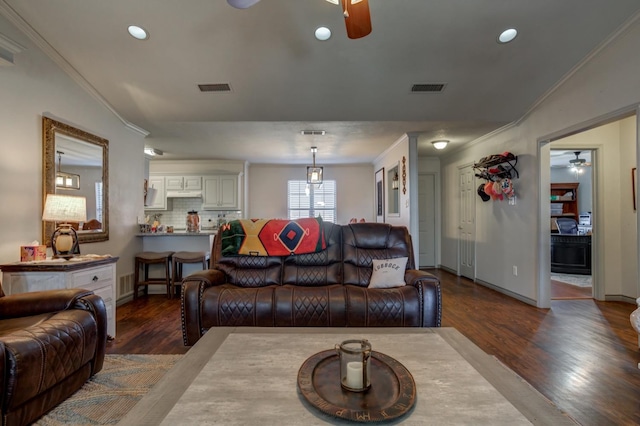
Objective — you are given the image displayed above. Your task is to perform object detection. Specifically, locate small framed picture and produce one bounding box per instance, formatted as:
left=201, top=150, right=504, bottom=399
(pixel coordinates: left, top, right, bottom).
left=375, top=168, right=385, bottom=223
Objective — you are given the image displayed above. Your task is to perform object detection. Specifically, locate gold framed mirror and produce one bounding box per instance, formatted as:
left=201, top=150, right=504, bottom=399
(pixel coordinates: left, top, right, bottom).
left=42, top=117, right=109, bottom=246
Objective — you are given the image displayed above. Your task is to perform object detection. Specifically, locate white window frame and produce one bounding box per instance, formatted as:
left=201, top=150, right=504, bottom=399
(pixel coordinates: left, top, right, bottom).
left=287, top=180, right=336, bottom=223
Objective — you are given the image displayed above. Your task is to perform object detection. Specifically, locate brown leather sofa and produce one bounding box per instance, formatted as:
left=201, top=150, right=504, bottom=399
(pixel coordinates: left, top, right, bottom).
left=182, top=222, right=441, bottom=346
left=0, top=288, right=107, bottom=426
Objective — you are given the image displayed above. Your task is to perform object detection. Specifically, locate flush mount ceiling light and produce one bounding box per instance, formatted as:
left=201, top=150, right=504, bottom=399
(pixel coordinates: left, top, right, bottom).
left=431, top=140, right=449, bottom=150
left=497, top=28, right=518, bottom=44
left=127, top=25, right=149, bottom=40
left=315, top=27, right=332, bottom=41
left=228, top=0, right=371, bottom=39
left=307, top=146, right=323, bottom=184
left=144, top=147, right=163, bottom=156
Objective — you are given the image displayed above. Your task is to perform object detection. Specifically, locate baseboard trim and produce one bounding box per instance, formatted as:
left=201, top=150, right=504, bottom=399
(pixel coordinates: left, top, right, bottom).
left=475, top=279, right=539, bottom=307
left=604, top=294, right=636, bottom=304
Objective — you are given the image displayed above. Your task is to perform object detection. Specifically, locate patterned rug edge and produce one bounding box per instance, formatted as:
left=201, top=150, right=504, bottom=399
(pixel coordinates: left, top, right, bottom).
left=35, top=354, right=182, bottom=426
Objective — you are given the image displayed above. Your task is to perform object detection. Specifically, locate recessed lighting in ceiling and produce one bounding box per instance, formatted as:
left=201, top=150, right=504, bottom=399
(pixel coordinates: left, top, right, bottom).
left=315, top=27, right=331, bottom=41
left=128, top=25, right=149, bottom=40
left=497, top=28, right=517, bottom=44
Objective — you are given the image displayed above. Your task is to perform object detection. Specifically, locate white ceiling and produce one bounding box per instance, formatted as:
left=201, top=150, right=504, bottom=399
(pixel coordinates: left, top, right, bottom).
left=3, top=0, right=640, bottom=164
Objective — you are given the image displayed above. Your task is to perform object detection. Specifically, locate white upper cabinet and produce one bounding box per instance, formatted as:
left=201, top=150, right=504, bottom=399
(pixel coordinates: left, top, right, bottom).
left=202, top=175, right=239, bottom=210
left=165, top=176, right=202, bottom=191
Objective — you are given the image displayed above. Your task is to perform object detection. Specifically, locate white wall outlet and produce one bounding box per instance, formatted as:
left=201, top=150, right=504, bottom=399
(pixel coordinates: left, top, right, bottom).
left=508, top=196, right=516, bottom=206
left=513, top=265, right=518, bottom=276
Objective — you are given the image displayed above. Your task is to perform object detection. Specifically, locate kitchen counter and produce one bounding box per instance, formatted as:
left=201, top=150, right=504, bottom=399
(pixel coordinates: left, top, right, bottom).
left=137, top=231, right=216, bottom=256
left=136, top=230, right=217, bottom=237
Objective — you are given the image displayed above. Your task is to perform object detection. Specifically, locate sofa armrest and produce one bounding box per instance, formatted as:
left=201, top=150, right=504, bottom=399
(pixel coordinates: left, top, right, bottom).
left=405, top=269, right=442, bottom=327
left=184, top=268, right=227, bottom=285
left=0, top=288, right=95, bottom=319
left=181, top=268, right=226, bottom=346
left=73, top=293, right=108, bottom=374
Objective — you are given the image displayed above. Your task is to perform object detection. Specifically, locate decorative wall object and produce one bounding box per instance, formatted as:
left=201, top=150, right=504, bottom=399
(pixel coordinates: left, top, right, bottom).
left=473, top=152, right=518, bottom=202
left=633, top=167, right=637, bottom=211
left=402, top=156, right=407, bottom=194
left=375, top=168, right=384, bottom=222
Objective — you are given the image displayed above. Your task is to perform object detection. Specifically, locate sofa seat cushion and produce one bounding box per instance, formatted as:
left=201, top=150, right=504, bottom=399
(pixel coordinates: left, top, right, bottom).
left=345, top=285, right=422, bottom=327
left=201, top=284, right=277, bottom=327
left=274, top=285, right=347, bottom=326
left=1, top=309, right=98, bottom=409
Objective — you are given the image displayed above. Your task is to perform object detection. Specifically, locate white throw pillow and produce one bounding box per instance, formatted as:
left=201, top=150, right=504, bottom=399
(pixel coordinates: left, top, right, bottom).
left=368, top=257, right=408, bottom=289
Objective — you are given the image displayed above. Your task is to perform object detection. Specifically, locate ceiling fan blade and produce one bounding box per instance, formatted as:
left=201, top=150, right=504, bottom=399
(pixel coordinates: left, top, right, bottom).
left=343, top=0, right=372, bottom=39
left=227, top=0, right=261, bottom=9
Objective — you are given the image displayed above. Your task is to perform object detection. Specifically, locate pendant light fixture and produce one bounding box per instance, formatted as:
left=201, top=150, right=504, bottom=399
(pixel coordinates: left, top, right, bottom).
left=392, top=170, right=399, bottom=190
left=55, top=151, right=80, bottom=190
left=307, top=147, right=323, bottom=184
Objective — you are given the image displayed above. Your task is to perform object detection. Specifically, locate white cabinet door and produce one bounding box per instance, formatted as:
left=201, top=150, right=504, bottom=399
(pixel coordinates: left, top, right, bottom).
left=146, top=176, right=167, bottom=210
left=219, top=176, right=238, bottom=208
left=184, top=176, right=202, bottom=190
left=165, top=176, right=184, bottom=191
left=203, top=175, right=238, bottom=210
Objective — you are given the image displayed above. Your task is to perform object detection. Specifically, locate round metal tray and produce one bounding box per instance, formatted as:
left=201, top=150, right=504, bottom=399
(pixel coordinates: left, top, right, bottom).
left=297, top=350, right=416, bottom=423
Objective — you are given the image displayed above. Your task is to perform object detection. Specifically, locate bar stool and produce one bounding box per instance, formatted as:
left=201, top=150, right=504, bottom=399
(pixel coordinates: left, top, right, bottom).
left=134, top=251, right=175, bottom=299
left=171, top=251, right=210, bottom=299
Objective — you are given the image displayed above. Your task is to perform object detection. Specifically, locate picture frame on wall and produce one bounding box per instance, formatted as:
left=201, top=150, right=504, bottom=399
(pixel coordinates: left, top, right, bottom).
left=633, top=167, right=637, bottom=211
left=375, top=168, right=385, bottom=222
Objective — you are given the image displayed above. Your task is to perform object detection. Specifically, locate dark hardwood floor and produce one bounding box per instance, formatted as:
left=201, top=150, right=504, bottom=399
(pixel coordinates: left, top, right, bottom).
left=107, top=269, right=640, bottom=425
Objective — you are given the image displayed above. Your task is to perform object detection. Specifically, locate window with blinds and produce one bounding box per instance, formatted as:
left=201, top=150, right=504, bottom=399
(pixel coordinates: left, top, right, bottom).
left=288, top=180, right=336, bottom=223
left=95, top=182, right=103, bottom=222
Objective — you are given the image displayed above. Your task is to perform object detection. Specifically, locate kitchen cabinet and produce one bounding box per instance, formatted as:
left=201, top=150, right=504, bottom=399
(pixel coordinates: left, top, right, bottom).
left=203, top=175, right=239, bottom=210
left=166, top=175, right=202, bottom=191
left=146, top=176, right=167, bottom=210
left=0, top=257, right=118, bottom=337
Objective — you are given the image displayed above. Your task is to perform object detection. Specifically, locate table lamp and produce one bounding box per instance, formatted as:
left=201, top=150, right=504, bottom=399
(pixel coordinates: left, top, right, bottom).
left=42, top=194, right=87, bottom=259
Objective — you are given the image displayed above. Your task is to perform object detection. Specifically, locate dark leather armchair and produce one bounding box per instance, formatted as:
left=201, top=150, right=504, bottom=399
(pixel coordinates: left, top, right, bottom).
left=0, top=288, right=107, bottom=426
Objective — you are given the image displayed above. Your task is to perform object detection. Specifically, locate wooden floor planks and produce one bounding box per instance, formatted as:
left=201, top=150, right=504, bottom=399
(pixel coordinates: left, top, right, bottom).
left=107, top=269, right=640, bottom=425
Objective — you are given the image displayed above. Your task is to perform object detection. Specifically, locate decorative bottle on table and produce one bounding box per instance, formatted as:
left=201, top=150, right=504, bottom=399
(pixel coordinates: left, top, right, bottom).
left=186, top=210, right=200, bottom=233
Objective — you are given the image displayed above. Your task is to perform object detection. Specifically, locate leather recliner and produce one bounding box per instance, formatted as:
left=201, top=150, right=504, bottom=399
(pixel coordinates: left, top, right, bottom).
left=0, top=288, right=107, bottom=426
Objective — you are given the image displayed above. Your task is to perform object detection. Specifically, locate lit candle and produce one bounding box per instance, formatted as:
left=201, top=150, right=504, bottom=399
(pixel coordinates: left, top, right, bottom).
left=345, top=361, right=363, bottom=389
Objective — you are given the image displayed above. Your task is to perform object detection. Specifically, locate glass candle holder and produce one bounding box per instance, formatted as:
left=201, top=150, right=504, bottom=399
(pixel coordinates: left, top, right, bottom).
left=335, top=339, right=372, bottom=392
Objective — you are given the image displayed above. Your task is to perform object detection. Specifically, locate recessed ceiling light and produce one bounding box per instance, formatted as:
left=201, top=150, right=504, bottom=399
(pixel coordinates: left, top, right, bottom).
left=315, top=27, right=331, bottom=41
left=497, top=28, right=517, bottom=44
left=128, top=25, right=149, bottom=40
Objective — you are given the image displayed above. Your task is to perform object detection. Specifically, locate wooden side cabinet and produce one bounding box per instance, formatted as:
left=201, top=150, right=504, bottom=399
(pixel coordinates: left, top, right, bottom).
left=0, top=257, right=118, bottom=337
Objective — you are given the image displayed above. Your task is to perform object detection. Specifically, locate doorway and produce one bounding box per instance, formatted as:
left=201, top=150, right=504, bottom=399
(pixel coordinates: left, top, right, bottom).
left=549, top=149, right=593, bottom=300
left=539, top=112, right=638, bottom=305
left=418, top=173, right=436, bottom=267
left=458, top=164, right=476, bottom=279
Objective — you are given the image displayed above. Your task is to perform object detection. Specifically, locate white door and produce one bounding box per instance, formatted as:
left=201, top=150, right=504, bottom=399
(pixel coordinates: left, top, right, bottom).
left=418, top=173, right=436, bottom=267
left=459, top=165, right=476, bottom=279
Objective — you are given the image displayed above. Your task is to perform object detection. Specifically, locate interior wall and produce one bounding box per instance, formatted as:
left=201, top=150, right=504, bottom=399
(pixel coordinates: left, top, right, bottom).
left=550, top=160, right=593, bottom=213
left=0, top=16, right=145, bottom=279
left=247, top=164, right=374, bottom=224
left=439, top=16, right=640, bottom=305
left=373, top=135, right=410, bottom=229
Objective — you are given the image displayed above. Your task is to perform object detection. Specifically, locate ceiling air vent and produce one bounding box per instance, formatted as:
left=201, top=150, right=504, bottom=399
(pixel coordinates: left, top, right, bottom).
left=198, top=83, right=232, bottom=92
left=411, top=83, right=446, bottom=93
left=301, top=130, right=326, bottom=136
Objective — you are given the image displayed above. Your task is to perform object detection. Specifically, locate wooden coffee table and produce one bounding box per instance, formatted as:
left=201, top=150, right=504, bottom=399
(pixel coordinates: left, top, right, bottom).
left=118, top=328, right=575, bottom=425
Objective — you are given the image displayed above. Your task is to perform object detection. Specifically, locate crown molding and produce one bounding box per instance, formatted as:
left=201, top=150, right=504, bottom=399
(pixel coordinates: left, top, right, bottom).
left=0, top=1, right=150, bottom=137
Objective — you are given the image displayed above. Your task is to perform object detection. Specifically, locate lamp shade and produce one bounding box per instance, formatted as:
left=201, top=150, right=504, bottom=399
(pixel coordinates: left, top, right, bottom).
left=307, top=166, right=323, bottom=184
left=42, top=194, right=87, bottom=223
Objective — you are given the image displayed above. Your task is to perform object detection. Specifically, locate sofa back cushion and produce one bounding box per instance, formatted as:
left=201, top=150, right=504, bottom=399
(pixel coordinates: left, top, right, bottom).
left=211, top=234, right=283, bottom=287
left=282, top=222, right=342, bottom=286
left=342, top=223, right=414, bottom=287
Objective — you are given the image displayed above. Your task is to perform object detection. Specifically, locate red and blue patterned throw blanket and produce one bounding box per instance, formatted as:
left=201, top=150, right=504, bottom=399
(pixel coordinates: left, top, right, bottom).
left=220, top=217, right=326, bottom=256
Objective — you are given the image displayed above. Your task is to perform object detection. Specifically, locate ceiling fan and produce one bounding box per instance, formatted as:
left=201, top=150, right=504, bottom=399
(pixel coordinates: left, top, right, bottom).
left=226, top=0, right=372, bottom=39
left=568, top=151, right=592, bottom=168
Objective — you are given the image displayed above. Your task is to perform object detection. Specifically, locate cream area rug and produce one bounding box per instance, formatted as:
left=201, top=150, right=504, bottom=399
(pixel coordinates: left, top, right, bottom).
left=550, top=273, right=592, bottom=287
left=34, top=354, right=181, bottom=425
